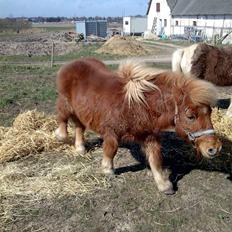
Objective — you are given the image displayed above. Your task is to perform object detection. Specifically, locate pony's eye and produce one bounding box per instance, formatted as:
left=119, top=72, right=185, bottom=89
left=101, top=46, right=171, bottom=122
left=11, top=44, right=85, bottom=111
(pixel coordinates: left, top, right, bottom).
left=187, top=115, right=196, bottom=121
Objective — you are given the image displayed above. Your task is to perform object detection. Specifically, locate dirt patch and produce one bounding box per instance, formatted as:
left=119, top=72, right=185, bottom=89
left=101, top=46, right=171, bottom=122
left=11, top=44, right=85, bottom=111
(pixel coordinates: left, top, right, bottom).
left=0, top=41, right=81, bottom=56
left=96, top=36, right=149, bottom=56
left=0, top=31, right=83, bottom=56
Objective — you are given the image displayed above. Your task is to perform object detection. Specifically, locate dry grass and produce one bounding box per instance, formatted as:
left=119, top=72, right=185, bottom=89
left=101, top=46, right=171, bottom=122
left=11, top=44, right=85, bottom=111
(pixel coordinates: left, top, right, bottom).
left=0, top=152, right=110, bottom=226
left=212, top=108, right=232, bottom=140
left=0, top=110, right=110, bottom=226
left=0, top=110, right=79, bottom=163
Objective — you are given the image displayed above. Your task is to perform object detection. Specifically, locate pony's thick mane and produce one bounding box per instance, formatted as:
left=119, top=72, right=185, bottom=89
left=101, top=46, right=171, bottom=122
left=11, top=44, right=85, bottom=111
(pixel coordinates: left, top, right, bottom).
left=118, top=60, right=217, bottom=108
left=184, top=77, right=218, bottom=107
left=155, top=72, right=218, bottom=107
left=172, top=74, right=218, bottom=107
left=118, top=60, right=163, bottom=106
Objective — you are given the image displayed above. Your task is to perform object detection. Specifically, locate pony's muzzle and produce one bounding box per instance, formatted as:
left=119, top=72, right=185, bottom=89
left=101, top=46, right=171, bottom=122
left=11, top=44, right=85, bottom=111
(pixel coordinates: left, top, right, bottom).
left=196, top=135, right=222, bottom=159
left=207, top=148, right=218, bottom=157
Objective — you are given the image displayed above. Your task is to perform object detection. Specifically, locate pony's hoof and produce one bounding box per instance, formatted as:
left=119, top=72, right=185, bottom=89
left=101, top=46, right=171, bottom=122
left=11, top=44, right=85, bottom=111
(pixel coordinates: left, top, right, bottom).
left=158, top=181, right=175, bottom=195
left=55, top=128, right=67, bottom=141
left=163, top=188, right=175, bottom=195
left=102, top=168, right=115, bottom=176
left=75, top=145, right=86, bottom=155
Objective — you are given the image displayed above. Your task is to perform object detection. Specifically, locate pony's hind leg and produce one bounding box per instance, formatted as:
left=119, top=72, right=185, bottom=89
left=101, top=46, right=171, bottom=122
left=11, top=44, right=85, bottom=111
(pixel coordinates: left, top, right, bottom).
left=144, top=136, right=174, bottom=195
left=71, top=115, right=86, bottom=155
left=102, top=133, right=118, bottom=175
left=55, top=95, right=71, bottom=141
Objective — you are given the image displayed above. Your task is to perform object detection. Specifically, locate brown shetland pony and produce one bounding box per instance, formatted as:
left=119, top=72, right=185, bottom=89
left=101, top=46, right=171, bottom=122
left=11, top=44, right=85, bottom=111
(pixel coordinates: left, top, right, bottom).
left=55, top=57, right=222, bottom=194
left=172, top=43, right=232, bottom=116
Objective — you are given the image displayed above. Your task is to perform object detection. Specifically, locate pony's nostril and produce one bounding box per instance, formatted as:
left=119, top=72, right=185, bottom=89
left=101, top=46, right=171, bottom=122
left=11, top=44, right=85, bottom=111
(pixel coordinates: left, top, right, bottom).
left=207, top=148, right=217, bottom=156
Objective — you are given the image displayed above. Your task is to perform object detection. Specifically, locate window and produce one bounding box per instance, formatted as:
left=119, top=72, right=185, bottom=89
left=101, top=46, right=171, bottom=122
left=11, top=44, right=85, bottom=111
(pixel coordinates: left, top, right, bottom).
left=193, top=21, right=197, bottom=26
left=164, top=19, right=167, bottom=27
left=175, top=20, right=179, bottom=26
left=156, top=3, right=160, bottom=12
left=125, top=21, right=129, bottom=25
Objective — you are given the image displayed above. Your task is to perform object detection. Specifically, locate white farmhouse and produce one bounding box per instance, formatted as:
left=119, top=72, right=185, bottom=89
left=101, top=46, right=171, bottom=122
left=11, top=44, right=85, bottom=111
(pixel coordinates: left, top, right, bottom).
left=146, top=0, right=232, bottom=40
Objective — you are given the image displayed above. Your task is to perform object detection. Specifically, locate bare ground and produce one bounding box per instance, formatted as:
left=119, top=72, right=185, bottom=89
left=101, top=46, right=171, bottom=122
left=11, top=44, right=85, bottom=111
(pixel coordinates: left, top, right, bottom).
left=0, top=133, right=232, bottom=232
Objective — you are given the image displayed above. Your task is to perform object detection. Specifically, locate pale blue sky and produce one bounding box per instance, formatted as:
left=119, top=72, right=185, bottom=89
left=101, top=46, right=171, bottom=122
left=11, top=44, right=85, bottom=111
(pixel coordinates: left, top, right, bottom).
left=0, top=0, right=148, bottom=18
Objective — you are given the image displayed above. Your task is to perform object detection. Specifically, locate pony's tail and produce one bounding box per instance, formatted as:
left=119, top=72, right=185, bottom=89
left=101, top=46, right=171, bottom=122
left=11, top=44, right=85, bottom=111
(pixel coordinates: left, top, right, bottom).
left=172, top=48, right=184, bottom=73
left=118, top=60, right=162, bottom=106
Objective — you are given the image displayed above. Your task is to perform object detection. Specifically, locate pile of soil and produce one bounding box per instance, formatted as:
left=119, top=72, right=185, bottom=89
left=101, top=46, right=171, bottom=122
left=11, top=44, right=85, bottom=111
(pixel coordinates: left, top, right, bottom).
left=96, top=36, right=149, bottom=56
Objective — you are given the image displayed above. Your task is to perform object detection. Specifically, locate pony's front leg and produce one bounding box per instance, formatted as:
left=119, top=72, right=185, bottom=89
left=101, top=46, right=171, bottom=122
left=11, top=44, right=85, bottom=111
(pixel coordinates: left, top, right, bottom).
left=74, top=127, right=86, bottom=155
left=55, top=122, right=68, bottom=141
left=102, top=133, right=118, bottom=175
left=144, top=136, right=174, bottom=195
left=71, top=116, right=86, bottom=155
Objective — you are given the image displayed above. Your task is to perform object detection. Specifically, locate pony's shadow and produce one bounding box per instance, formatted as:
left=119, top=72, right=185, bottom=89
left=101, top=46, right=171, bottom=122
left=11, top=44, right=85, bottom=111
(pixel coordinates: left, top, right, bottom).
left=85, top=138, right=147, bottom=174
left=160, top=133, right=232, bottom=191
left=217, top=98, right=231, bottom=109
left=114, top=142, right=147, bottom=175
left=85, top=132, right=232, bottom=192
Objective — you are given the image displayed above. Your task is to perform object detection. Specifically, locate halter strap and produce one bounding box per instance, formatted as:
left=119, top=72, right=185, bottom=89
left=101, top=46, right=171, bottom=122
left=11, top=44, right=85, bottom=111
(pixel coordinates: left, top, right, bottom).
left=186, top=129, right=215, bottom=141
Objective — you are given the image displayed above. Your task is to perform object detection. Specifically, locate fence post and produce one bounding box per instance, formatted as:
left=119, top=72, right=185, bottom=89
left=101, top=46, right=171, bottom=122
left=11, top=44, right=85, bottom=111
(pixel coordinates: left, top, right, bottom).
left=51, top=41, right=54, bottom=68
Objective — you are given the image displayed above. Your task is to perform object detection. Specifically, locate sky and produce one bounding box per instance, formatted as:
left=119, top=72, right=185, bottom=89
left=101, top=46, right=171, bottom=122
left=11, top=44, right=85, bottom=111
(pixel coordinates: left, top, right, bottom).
left=0, top=0, right=148, bottom=18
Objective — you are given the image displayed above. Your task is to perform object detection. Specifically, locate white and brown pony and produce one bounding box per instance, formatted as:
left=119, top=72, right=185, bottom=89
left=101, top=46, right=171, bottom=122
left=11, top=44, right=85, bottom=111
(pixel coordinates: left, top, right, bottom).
left=172, top=43, right=232, bottom=116
left=55, top=57, right=222, bottom=194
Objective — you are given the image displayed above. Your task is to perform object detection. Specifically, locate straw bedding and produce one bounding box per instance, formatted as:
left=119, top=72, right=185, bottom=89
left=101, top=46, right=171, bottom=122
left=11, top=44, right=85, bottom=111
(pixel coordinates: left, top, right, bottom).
left=211, top=108, right=232, bottom=141
left=0, top=110, right=77, bottom=163
left=0, top=109, right=231, bottom=163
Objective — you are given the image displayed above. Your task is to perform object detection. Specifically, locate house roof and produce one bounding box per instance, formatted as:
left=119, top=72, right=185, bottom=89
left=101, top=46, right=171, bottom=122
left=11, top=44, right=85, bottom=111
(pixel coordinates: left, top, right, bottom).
left=146, top=0, right=152, bottom=15
left=172, top=0, right=232, bottom=16
left=146, top=0, right=179, bottom=15
left=146, top=0, right=232, bottom=16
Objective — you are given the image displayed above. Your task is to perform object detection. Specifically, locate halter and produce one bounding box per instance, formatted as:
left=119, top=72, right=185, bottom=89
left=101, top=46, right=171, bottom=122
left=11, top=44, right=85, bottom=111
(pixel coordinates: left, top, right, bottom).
left=185, top=129, right=215, bottom=142
left=174, top=102, right=215, bottom=142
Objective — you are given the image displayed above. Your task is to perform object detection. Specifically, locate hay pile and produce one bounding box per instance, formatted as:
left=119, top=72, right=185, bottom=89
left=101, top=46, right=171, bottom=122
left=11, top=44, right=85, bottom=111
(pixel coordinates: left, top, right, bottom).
left=0, top=110, right=77, bottom=163
left=96, top=36, right=148, bottom=56
left=0, top=109, right=231, bottom=163
left=211, top=108, right=232, bottom=141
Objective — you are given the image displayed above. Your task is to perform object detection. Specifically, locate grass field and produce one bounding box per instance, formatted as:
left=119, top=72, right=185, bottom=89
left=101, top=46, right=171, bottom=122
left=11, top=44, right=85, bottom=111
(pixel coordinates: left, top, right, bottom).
left=32, top=22, right=75, bottom=30
left=0, top=62, right=121, bottom=127
left=0, top=64, right=57, bottom=126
